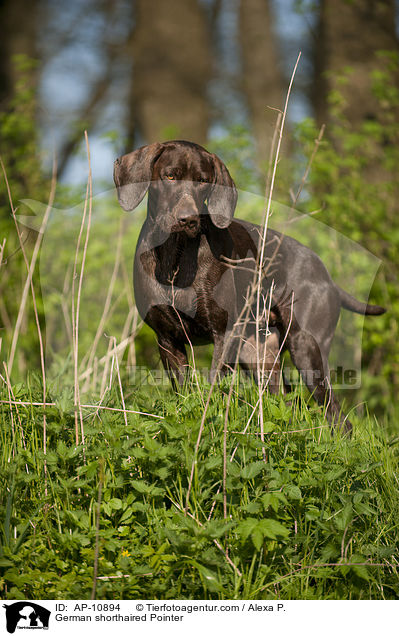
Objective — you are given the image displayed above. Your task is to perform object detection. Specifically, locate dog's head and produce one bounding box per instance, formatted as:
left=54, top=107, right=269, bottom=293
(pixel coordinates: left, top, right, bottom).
left=113, top=140, right=237, bottom=237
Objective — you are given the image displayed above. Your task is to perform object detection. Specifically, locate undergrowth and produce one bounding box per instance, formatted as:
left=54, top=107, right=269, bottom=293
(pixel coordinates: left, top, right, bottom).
left=1, top=375, right=398, bottom=600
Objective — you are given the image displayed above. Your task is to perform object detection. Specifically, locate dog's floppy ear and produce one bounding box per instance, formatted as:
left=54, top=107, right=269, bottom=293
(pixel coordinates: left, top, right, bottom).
left=114, top=142, right=163, bottom=211
left=207, top=153, right=238, bottom=228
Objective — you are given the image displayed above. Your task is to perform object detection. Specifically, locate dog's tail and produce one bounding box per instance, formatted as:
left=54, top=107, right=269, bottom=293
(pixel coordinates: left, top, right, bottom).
left=338, top=286, right=386, bottom=315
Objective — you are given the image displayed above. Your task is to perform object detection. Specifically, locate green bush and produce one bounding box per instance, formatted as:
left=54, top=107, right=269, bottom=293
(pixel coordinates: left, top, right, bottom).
left=295, top=53, right=399, bottom=415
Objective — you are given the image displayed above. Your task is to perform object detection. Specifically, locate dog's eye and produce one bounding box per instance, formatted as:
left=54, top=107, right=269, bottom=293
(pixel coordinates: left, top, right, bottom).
left=198, top=177, right=207, bottom=183
left=166, top=174, right=175, bottom=180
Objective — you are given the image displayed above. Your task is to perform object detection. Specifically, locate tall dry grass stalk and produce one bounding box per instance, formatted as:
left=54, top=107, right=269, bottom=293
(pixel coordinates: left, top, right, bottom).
left=0, top=238, right=6, bottom=355
left=71, top=131, right=93, bottom=450
left=109, top=335, right=128, bottom=427
left=184, top=54, right=302, bottom=514
left=0, top=398, right=164, bottom=420
left=0, top=238, right=6, bottom=267
left=184, top=53, right=325, bottom=518
left=91, top=459, right=104, bottom=600
left=5, top=156, right=57, bottom=376
left=255, top=52, right=301, bottom=457
left=82, top=216, right=125, bottom=390
left=1, top=155, right=57, bottom=494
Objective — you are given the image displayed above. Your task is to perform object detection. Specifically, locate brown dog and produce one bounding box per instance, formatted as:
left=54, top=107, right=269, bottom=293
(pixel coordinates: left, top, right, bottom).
left=114, top=140, right=385, bottom=432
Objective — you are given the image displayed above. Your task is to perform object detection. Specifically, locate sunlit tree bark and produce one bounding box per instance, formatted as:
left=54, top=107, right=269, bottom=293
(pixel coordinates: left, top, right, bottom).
left=313, top=0, right=399, bottom=127
left=239, top=0, right=285, bottom=166
left=128, top=0, right=212, bottom=146
left=0, top=0, right=39, bottom=104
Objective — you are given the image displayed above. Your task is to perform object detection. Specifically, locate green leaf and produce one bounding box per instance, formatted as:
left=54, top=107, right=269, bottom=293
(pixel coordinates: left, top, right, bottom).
left=258, top=518, right=290, bottom=540
left=325, top=467, right=346, bottom=481
left=261, top=492, right=287, bottom=512
left=285, top=484, right=302, bottom=500
left=305, top=505, right=321, bottom=521
left=350, top=556, right=371, bottom=581
left=263, top=421, right=275, bottom=433
left=269, top=403, right=291, bottom=422
left=241, top=461, right=265, bottom=480
left=237, top=518, right=258, bottom=543
left=119, top=508, right=134, bottom=523
left=251, top=528, right=264, bottom=551
left=205, top=456, right=221, bottom=471
left=242, top=501, right=262, bottom=514
left=354, top=501, right=376, bottom=517
left=227, top=462, right=240, bottom=477
left=203, top=520, right=235, bottom=540
left=130, top=479, right=151, bottom=494
left=237, top=517, right=289, bottom=549
left=335, top=503, right=353, bottom=530
left=108, top=498, right=123, bottom=510
left=191, top=561, right=223, bottom=593
left=352, top=563, right=370, bottom=581
left=155, top=467, right=170, bottom=480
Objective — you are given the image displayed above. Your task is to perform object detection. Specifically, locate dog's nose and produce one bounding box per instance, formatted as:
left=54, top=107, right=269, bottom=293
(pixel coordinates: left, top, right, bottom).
left=114, top=157, right=121, bottom=166
left=178, top=213, right=199, bottom=229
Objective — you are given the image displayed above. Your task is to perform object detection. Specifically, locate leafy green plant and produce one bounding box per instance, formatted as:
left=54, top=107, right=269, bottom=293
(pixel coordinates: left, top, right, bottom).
left=294, top=53, right=399, bottom=415
left=0, top=375, right=398, bottom=600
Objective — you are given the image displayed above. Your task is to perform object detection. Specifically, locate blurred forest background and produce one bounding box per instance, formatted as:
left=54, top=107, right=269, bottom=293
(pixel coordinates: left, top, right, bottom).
left=0, top=0, right=398, bottom=420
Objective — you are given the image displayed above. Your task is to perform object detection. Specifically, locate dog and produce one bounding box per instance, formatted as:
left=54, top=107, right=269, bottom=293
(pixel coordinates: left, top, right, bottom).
left=114, top=140, right=385, bottom=433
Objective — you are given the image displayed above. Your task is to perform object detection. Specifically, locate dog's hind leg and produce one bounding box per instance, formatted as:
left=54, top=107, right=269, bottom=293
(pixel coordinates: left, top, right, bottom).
left=237, top=329, right=281, bottom=393
left=287, top=330, right=352, bottom=434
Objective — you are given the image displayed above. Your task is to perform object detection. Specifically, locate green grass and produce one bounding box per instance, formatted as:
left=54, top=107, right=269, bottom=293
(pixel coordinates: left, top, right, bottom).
left=1, top=373, right=398, bottom=600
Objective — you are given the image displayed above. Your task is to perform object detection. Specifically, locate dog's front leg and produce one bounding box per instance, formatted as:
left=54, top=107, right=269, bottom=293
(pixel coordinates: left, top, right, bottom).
left=210, top=331, right=237, bottom=383
left=158, top=337, right=189, bottom=389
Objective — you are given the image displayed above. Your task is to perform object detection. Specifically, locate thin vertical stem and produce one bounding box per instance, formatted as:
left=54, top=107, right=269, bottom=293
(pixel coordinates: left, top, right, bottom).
left=223, top=377, right=235, bottom=521
left=1, top=155, right=56, bottom=495
left=255, top=52, right=301, bottom=454
left=6, top=156, right=57, bottom=376
left=82, top=216, right=125, bottom=384
left=72, top=131, right=93, bottom=451
left=111, top=335, right=128, bottom=428
left=91, top=460, right=104, bottom=600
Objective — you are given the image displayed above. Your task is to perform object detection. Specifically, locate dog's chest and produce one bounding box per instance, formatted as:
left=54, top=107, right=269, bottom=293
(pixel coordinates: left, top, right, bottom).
left=174, top=238, right=229, bottom=337
left=134, top=234, right=228, bottom=341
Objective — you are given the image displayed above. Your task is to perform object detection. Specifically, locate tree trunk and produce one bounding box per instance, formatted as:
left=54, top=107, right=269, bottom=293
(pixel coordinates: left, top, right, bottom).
left=128, top=0, right=212, bottom=147
left=311, top=0, right=399, bottom=407
left=239, top=0, right=285, bottom=166
left=0, top=0, right=39, bottom=105
left=313, top=0, right=399, bottom=127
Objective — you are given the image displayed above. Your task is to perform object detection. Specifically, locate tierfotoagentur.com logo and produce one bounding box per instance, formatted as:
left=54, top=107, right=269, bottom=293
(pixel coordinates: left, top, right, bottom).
left=3, top=603, right=51, bottom=634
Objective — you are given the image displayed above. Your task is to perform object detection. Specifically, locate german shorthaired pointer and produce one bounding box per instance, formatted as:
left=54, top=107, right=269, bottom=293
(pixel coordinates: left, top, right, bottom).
left=114, top=140, right=385, bottom=433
